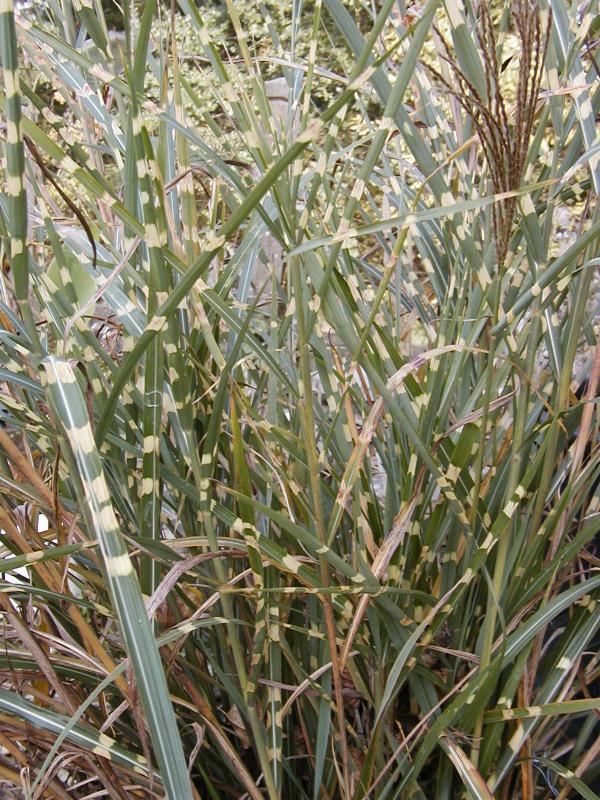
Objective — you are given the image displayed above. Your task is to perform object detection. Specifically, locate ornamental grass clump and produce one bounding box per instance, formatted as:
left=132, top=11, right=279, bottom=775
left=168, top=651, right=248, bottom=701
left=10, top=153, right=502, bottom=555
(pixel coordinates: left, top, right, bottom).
left=0, top=0, right=599, bottom=798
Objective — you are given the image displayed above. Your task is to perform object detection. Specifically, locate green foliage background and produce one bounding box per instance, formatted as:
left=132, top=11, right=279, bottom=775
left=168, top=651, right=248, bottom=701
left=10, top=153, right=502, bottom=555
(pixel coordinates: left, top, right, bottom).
left=0, top=0, right=598, bottom=798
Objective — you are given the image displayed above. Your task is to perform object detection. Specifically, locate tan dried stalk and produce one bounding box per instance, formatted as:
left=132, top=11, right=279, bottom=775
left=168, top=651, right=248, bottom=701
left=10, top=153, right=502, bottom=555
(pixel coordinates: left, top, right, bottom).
left=429, top=0, right=552, bottom=266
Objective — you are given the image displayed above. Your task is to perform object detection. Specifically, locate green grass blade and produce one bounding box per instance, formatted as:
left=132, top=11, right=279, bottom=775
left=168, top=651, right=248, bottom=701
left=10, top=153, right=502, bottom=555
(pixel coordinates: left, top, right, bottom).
left=42, top=357, right=193, bottom=800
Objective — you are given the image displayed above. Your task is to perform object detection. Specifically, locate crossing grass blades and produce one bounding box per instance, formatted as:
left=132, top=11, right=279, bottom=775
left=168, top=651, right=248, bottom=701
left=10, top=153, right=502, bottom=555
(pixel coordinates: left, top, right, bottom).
left=0, top=0, right=599, bottom=797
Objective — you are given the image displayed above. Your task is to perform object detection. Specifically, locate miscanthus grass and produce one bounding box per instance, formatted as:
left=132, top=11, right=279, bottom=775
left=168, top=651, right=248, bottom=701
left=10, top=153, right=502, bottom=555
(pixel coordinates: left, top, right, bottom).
left=0, top=0, right=599, bottom=797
